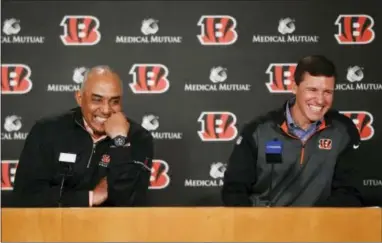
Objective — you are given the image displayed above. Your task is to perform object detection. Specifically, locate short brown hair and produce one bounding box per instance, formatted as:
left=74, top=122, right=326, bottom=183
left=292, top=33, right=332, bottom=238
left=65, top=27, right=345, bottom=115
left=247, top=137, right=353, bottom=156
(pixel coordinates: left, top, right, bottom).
left=294, top=55, right=337, bottom=85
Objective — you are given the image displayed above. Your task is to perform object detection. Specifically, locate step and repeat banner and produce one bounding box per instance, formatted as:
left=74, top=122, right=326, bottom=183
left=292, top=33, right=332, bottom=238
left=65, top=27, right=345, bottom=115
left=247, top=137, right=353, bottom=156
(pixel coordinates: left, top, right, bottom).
left=1, top=1, right=381, bottom=206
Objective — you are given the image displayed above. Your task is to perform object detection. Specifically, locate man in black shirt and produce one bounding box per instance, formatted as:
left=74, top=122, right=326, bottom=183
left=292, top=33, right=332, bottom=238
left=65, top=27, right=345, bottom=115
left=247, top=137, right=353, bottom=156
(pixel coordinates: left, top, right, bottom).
left=13, top=66, right=153, bottom=207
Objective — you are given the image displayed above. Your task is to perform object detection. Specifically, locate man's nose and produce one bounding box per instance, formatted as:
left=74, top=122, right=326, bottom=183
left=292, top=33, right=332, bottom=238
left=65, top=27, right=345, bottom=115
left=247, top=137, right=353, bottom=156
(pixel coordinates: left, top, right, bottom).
left=100, top=103, right=112, bottom=115
left=316, top=93, right=325, bottom=105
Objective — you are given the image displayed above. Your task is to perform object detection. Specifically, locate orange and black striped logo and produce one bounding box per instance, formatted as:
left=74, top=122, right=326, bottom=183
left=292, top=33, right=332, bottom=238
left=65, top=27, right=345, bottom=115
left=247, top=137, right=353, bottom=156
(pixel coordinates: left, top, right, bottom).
left=149, top=160, right=170, bottom=190
left=340, top=111, right=375, bottom=141
left=1, top=64, right=33, bottom=94
left=265, top=63, right=297, bottom=93
left=60, top=15, right=101, bottom=45
left=1, top=160, right=18, bottom=191
left=335, top=15, right=375, bottom=45
left=198, top=112, right=238, bottom=141
left=318, top=138, right=332, bottom=150
left=129, top=64, right=170, bottom=94
left=197, top=15, right=238, bottom=45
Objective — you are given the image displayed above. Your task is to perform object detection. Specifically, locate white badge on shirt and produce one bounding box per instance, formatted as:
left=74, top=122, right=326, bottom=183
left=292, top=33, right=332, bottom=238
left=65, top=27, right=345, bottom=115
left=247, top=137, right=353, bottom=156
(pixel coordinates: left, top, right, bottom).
left=59, top=153, right=77, bottom=163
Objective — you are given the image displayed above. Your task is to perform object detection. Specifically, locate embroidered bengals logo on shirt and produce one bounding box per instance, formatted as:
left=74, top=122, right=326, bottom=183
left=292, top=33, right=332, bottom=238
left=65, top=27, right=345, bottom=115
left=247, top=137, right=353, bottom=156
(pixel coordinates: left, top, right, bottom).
left=99, top=154, right=111, bottom=167
left=318, top=138, right=332, bottom=150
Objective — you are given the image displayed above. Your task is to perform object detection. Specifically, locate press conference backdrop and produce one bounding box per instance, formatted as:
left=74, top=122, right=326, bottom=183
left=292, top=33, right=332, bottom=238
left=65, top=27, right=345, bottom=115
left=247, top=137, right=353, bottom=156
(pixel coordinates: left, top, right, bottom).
left=1, top=0, right=381, bottom=207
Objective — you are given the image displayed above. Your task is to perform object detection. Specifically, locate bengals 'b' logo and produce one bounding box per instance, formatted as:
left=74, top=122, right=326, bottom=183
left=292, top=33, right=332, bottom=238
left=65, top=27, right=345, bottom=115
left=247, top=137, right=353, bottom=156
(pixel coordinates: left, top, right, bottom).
left=197, top=15, right=238, bottom=45
left=335, top=15, right=375, bottom=45
left=318, top=139, right=332, bottom=150
left=129, top=64, right=170, bottom=94
left=60, top=15, right=101, bottom=46
left=1, top=64, right=33, bottom=94
left=1, top=160, right=18, bottom=191
left=340, top=111, right=375, bottom=141
left=266, top=63, right=297, bottom=93
left=198, top=112, right=238, bottom=141
left=149, top=160, right=170, bottom=189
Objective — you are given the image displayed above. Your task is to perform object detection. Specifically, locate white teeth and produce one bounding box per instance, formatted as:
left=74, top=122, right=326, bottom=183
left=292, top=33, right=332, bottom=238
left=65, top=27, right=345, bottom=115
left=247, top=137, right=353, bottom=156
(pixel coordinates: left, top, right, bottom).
left=309, top=105, right=322, bottom=112
left=95, top=117, right=107, bottom=123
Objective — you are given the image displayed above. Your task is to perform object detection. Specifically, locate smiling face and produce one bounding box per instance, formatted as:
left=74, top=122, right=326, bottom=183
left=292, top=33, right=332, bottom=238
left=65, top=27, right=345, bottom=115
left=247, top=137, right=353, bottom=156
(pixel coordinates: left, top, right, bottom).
left=75, top=70, right=122, bottom=136
left=291, top=72, right=335, bottom=129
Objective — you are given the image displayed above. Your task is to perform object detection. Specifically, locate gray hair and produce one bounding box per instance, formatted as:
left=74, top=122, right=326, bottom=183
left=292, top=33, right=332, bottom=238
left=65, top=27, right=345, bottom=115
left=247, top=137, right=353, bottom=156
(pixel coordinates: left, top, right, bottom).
left=80, top=65, right=123, bottom=93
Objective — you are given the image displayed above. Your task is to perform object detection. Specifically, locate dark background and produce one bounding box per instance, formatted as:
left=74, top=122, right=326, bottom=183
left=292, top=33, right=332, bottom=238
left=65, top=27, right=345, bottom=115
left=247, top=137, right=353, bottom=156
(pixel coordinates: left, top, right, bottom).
left=1, top=0, right=381, bottom=206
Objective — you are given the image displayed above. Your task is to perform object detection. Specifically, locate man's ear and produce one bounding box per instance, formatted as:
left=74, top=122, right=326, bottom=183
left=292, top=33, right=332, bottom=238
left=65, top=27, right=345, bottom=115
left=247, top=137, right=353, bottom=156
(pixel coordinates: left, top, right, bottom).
left=292, top=82, right=298, bottom=95
left=75, top=91, right=82, bottom=106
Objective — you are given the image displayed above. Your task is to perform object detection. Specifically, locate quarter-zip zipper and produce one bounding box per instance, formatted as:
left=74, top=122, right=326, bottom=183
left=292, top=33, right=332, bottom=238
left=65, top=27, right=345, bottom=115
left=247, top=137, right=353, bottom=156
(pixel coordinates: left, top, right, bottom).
left=300, top=146, right=305, bottom=165
left=75, top=119, right=96, bottom=168
left=298, top=124, right=330, bottom=165
left=86, top=143, right=96, bottom=168
left=279, top=122, right=330, bottom=166
left=75, top=119, right=107, bottom=169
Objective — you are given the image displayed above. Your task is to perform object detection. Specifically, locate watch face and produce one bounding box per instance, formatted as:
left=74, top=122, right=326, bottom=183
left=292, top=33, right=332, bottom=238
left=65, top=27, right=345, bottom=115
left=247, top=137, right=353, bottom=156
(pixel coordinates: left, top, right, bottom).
left=114, top=136, right=125, bottom=146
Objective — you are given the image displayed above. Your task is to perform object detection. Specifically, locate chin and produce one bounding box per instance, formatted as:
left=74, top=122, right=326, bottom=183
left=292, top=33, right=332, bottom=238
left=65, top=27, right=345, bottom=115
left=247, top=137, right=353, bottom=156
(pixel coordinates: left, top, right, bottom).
left=90, top=123, right=105, bottom=133
left=306, top=113, right=324, bottom=122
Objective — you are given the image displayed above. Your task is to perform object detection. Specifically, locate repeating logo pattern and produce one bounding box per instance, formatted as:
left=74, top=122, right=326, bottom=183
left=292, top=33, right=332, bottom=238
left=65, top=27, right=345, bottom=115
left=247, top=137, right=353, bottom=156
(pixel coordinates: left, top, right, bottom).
left=1, top=7, right=379, bottom=207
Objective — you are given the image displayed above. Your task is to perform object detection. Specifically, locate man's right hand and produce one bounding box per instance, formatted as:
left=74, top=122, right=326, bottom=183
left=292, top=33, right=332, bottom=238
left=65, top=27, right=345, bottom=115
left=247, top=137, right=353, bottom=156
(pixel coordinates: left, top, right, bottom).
left=91, top=177, right=108, bottom=206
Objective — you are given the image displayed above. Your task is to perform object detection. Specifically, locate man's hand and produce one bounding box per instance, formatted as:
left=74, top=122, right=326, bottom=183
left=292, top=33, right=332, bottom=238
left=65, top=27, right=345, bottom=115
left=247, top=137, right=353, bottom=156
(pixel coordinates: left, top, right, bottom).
left=104, top=112, right=130, bottom=139
left=92, top=177, right=108, bottom=206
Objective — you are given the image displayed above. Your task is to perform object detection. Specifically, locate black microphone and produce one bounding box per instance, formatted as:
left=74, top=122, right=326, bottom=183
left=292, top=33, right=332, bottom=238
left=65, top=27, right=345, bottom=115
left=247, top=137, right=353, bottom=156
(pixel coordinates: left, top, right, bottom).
left=58, top=153, right=76, bottom=207
left=265, top=139, right=283, bottom=207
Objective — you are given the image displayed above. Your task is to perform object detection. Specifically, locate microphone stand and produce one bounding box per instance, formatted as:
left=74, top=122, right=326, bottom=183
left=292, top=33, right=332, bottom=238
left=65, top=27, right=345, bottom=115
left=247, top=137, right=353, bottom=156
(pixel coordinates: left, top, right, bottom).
left=58, top=164, right=72, bottom=207
left=267, top=163, right=275, bottom=207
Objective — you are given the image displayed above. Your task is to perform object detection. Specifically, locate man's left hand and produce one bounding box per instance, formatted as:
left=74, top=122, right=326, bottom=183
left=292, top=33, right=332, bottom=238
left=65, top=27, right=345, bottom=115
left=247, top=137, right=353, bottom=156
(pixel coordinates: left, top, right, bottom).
left=104, top=112, right=130, bottom=138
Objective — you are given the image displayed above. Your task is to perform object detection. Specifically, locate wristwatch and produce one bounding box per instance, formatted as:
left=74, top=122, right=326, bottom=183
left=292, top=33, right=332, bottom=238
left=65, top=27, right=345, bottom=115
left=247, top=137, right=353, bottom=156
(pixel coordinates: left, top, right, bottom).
left=113, top=135, right=127, bottom=147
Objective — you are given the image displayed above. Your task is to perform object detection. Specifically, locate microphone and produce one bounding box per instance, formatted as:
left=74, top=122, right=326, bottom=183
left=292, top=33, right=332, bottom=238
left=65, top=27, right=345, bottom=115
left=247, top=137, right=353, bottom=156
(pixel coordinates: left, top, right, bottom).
left=58, top=153, right=76, bottom=207
left=265, top=139, right=283, bottom=207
